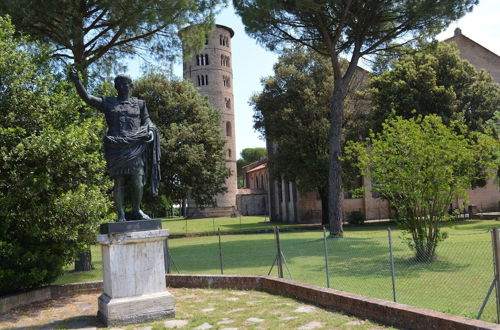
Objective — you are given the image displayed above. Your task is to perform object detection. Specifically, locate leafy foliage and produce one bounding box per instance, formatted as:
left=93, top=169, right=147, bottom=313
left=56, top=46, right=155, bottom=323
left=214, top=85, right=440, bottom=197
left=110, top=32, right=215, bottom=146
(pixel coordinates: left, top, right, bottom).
left=0, top=0, right=226, bottom=78
left=252, top=47, right=369, bottom=224
left=346, top=211, right=365, bottom=225
left=369, top=42, right=500, bottom=133
left=0, top=17, right=111, bottom=294
left=236, top=147, right=267, bottom=188
left=345, top=115, right=497, bottom=261
left=234, top=0, right=477, bottom=236
left=132, top=74, right=230, bottom=207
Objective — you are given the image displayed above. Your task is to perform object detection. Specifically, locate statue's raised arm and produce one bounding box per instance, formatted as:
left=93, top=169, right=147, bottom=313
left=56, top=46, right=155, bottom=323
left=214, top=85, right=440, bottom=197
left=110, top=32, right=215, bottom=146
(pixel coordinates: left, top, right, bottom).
left=69, top=68, right=104, bottom=111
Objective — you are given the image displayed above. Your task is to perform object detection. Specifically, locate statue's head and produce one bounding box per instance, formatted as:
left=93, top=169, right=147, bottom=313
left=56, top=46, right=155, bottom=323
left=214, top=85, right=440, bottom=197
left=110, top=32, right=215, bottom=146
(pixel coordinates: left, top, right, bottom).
left=114, top=75, right=133, bottom=96
left=114, top=74, right=133, bottom=86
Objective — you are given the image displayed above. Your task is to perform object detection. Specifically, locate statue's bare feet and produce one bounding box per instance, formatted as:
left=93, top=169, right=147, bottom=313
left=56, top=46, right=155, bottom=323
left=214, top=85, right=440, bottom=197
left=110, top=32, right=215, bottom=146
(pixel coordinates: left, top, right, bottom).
left=116, top=210, right=126, bottom=222
left=131, top=209, right=151, bottom=220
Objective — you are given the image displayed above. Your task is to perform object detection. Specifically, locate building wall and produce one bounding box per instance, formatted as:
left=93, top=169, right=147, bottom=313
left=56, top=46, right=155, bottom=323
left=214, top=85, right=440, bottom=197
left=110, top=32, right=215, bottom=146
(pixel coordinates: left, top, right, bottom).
left=296, top=182, right=390, bottom=223
left=296, top=191, right=321, bottom=223
left=246, top=167, right=268, bottom=190
left=461, top=176, right=499, bottom=212
left=445, top=29, right=500, bottom=84
left=183, top=25, right=237, bottom=217
left=236, top=191, right=268, bottom=215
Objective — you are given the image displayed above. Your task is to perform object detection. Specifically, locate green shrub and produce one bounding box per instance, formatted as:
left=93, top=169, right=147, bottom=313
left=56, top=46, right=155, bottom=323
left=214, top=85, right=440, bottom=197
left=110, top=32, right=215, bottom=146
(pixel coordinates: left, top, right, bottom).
left=347, top=211, right=365, bottom=225
left=347, top=115, right=497, bottom=261
left=0, top=17, right=111, bottom=295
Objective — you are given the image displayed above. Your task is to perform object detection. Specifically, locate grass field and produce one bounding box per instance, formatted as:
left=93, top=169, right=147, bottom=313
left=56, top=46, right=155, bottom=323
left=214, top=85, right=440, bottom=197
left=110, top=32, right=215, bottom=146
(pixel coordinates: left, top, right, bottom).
left=54, top=217, right=500, bottom=323
left=159, top=215, right=301, bottom=236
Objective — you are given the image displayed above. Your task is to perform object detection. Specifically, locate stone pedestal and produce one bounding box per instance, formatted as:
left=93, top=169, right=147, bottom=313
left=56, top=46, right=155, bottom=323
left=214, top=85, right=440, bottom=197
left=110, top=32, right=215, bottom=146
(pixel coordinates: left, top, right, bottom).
left=96, top=225, right=175, bottom=326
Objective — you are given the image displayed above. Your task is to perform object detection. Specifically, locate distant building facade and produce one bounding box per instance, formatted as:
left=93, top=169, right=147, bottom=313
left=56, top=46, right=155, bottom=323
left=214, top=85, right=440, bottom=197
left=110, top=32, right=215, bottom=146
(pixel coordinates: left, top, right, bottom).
left=236, top=160, right=268, bottom=216
left=183, top=25, right=238, bottom=217
left=444, top=28, right=500, bottom=84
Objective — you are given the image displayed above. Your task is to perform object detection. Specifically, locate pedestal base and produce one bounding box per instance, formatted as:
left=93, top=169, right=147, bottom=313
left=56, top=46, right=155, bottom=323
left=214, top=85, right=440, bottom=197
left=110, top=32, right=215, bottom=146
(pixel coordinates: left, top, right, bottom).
left=96, top=227, right=174, bottom=326
left=97, top=291, right=175, bottom=326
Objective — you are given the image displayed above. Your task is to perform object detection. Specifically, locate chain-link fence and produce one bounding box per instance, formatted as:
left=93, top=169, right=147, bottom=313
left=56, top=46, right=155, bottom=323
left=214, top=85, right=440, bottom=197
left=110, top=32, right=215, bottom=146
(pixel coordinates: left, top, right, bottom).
left=165, top=227, right=499, bottom=323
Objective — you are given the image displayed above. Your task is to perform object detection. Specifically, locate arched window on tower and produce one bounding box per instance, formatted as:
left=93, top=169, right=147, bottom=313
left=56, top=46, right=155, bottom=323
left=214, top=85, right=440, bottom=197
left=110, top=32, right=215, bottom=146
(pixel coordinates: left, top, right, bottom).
left=197, top=75, right=209, bottom=86
left=196, top=54, right=209, bottom=66
left=220, top=34, right=223, bottom=45
left=225, top=98, right=231, bottom=109
left=226, top=121, right=232, bottom=136
left=228, top=149, right=232, bottom=158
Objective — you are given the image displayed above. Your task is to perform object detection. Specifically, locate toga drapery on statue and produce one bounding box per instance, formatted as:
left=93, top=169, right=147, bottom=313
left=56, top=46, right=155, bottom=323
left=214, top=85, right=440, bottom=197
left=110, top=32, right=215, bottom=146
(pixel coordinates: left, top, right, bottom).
left=69, top=69, right=160, bottom=222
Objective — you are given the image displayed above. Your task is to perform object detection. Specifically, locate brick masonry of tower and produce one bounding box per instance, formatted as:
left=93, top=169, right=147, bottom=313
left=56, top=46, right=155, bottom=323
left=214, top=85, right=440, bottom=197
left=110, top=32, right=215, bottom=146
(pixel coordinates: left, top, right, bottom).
left=183, top=24, right=238, bottom=217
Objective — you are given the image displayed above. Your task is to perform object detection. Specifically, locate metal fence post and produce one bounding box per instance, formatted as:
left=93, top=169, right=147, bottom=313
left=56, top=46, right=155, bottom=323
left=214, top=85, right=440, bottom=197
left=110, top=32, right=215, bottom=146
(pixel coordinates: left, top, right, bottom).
left=218, top=227, right=224, bottom=275
left=274, top=226, right=284, bottom=278
left=388, top=228, right=397, bottom=302
left=323, top=227, right=331, bottom=288
left=492, top=229, right=500, bottom=323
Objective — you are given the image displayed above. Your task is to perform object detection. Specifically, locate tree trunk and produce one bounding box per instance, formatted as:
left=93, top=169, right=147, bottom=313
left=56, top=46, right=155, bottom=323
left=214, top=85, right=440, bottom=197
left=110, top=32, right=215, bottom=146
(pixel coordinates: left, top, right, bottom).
left=328, top=82, right=346, bottom=237
left=319, top=187, right=329, bottom=225
left=74, top=249, right=93, bottom=271
left=73, top=60, right=93, bottom=272
left=414, top=240, right=437, bottom=262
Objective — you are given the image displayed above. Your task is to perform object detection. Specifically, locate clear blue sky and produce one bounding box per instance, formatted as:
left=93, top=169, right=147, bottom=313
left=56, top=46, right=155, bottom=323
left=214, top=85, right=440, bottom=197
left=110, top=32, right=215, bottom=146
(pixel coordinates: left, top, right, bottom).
left=128, top=0, right=500, bottom=159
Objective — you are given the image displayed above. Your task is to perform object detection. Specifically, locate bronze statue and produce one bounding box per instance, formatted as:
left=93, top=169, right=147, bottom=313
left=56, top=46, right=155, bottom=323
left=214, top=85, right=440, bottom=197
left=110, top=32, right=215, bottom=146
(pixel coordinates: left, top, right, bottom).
left=69, top=69, right=160, bottom=222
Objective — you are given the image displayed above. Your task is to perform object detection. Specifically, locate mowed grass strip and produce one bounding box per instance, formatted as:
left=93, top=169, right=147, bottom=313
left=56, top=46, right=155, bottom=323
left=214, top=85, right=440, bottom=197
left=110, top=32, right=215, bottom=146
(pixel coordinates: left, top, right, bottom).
left=54, top=219, right=500, bottom=322
left=161, top=215, right=303, bottom=236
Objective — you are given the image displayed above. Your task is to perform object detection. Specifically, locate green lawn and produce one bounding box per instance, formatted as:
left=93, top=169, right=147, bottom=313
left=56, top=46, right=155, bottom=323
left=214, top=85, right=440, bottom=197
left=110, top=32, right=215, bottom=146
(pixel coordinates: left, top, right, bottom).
left=160, top=215, right=302, bottom=236
left=54, top=218, right=500, bottom=323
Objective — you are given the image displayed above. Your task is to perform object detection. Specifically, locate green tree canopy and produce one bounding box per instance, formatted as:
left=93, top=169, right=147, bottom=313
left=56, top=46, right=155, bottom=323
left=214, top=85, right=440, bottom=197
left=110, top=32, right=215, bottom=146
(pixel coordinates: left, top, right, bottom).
left=252, top=47, right=369, bottom=224
left=234, top=0, right=477, bottom=236
left=345, top=115, right=497, bottom=261
left=236, top=147, right=267, bottom=188
left=0, top=17, right=111, bottom=294
left=0, top=0, right=226, bottom=76
left=369, top=42, right=500, bottom=133
left=132, top=74, right=230, bottom=207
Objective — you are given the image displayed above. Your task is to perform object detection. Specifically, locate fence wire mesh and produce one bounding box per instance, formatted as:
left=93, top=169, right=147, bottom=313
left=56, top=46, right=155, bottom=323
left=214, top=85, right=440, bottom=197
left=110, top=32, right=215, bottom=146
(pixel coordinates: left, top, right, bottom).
left=166, top=227, right=497, bottom=323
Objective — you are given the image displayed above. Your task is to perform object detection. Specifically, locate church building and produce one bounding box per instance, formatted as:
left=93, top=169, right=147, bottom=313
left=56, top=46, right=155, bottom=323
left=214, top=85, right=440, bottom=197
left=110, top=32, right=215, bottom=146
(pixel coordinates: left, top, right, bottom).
left=240, top=29, right=500, bottom=223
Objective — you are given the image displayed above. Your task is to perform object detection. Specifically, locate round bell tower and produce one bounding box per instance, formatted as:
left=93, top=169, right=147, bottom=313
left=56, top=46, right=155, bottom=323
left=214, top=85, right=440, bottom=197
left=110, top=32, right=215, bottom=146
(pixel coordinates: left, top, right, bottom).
left=183, top=24, right=237, bottom=217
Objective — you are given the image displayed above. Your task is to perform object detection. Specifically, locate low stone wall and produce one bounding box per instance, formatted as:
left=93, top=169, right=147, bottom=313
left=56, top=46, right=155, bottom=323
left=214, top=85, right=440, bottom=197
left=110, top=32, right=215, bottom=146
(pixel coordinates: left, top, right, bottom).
left=0, top=281, right=103, bottom=314
left=1, top=275, right=498, bottom=330
left=166, top=274, right=499, bottom=330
